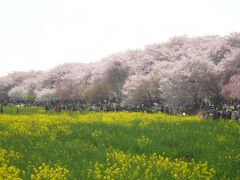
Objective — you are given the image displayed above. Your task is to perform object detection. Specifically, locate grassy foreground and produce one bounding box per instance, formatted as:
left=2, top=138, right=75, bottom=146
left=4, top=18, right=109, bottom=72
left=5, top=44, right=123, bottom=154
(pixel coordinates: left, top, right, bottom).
left=0, top=107, right=239, bottom=179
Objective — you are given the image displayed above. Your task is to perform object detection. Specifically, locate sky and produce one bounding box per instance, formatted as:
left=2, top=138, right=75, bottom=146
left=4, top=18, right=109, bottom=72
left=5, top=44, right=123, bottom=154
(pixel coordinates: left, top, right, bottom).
left=0, top=0, right=239, bottom=76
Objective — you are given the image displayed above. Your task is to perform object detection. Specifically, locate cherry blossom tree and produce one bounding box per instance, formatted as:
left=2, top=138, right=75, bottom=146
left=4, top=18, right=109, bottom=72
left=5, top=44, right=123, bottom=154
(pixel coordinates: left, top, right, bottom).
left=102, top=60, right=129, bottom=102
left=123, top=74, right=161, bottom=107
left=40, top=63, right=77, bottom=89
left=199, top=67, right=226, bottom=104
left=84, top=82, right=113, bottom=110
left=0, top=76, right=13, bottom=113
left=161, top=55, right=215, bottom=112
left=227, top=32, right=240, bottom=48
left=8, top=86, right=28, bottom=103
left=221, top=74, right=240, bottom=100
left=55, top=79, right=84, bottom=102
left=219, top=49, right=240, bottom=78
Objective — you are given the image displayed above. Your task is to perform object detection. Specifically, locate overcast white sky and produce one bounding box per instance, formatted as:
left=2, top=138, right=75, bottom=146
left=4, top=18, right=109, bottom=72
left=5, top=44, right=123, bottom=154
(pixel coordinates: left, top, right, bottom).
left=0, top=0, right=239, bottom=76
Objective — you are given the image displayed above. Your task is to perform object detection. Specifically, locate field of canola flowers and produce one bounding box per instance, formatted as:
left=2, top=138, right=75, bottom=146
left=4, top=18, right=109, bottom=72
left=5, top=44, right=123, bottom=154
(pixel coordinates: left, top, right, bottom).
left=0, top=106, right=239, bottom=179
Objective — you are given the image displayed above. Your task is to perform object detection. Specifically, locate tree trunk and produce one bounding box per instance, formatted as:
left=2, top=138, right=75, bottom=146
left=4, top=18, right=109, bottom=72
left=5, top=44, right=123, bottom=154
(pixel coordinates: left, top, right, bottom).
left=55, top=101, right=61, bottom=113
left=0, top=103, right=3, bottom=114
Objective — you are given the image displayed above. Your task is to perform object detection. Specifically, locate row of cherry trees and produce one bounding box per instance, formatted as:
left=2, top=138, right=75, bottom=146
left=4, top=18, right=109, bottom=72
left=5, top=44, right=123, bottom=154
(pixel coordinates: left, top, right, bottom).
left=0, top=32, right=240, bottom=113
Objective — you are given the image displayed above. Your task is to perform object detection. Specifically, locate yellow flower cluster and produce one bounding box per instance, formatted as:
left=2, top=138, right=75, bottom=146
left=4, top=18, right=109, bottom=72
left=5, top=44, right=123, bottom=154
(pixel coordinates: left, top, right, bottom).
left=0, top=147, right=70, bottom=179
left=137, top=135, right=152, bottom=148
left=0, top=114, right=75, bottom=138
left=216, top=135, right=225, bottom=142
left=88, top=149, right=216, bottom=179
left=0, top=148, right=22, bottom=179
left=31, top=163, right=69, bottom=180
left=0, top=164, right=22, bottom=180
left=91, top=130, right=103, bottom=139
left=0, top=112, right=201, bottom=138
left=79, top=112, right=201, bottom=126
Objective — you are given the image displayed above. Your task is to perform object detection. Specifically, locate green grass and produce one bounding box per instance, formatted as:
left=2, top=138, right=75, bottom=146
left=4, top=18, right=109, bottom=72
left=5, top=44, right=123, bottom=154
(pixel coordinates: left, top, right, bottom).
left=0, top=107, right=239, bottom=179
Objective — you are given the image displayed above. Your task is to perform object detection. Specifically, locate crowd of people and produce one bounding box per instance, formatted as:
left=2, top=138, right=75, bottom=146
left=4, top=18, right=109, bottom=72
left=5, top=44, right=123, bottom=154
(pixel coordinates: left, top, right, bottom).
left=40, top=101, right=173, bottom=114
left=201, top=104, right=240, bottom=121
left=2, top=99, right=240, bottom=122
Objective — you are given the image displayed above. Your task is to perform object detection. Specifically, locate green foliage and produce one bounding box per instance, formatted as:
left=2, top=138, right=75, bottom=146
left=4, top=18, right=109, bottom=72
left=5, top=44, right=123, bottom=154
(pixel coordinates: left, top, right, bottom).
left=26, top=95, right=36, bottom=102
left=84, top=82, right=113, bottom=104
left=0, top=109, right=239, bottom=179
